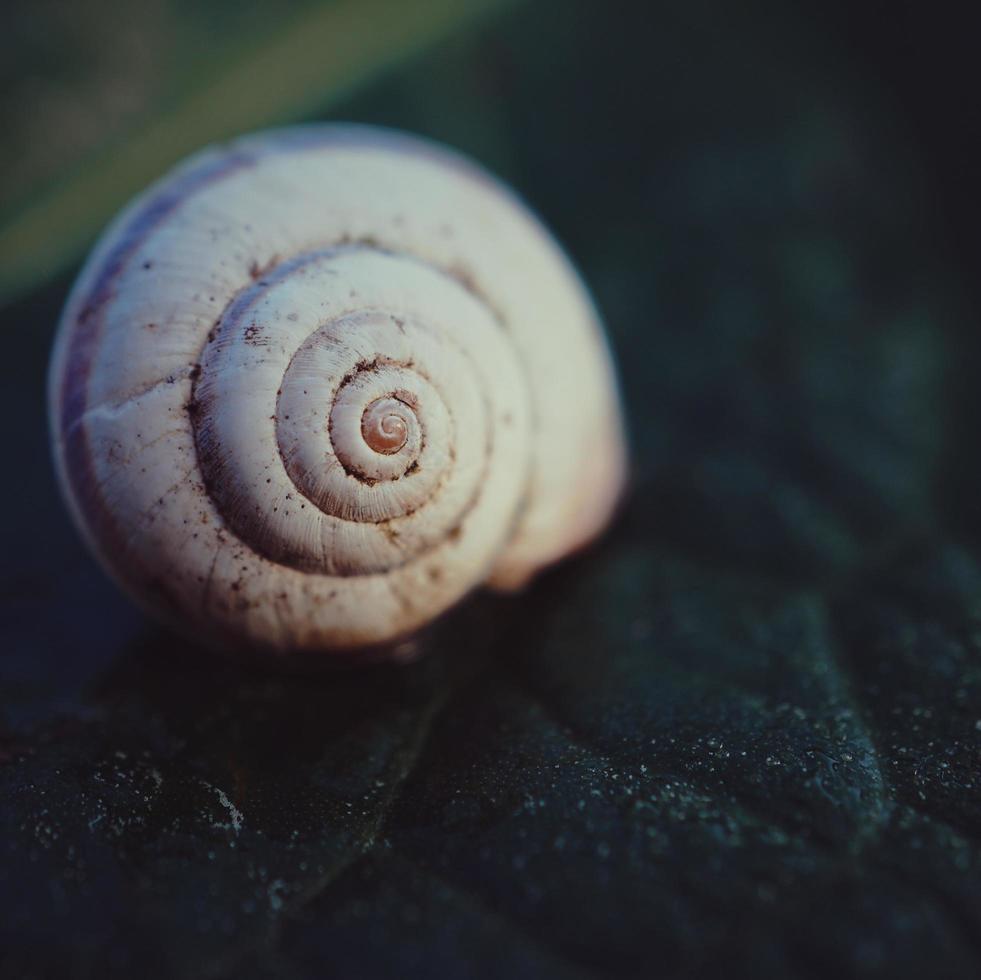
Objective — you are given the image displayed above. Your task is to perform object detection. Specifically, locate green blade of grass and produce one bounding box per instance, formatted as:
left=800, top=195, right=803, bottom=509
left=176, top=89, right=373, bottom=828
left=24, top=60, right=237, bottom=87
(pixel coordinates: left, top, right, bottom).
left=0, top=0, right=516, bottom=306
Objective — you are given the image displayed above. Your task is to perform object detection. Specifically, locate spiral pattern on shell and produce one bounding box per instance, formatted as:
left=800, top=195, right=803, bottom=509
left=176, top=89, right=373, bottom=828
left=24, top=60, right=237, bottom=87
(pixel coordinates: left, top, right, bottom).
left=49, top=125, right=626, bottom=654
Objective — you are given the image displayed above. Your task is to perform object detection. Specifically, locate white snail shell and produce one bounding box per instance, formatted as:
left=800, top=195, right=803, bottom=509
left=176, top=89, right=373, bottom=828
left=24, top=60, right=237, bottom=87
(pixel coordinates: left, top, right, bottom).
left=48, top=125, right=626, bottom=656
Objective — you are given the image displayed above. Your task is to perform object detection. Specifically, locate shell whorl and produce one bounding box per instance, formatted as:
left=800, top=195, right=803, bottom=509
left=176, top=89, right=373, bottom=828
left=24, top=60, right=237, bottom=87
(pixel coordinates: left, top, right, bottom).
left=49, top=125, right=626, bottom=654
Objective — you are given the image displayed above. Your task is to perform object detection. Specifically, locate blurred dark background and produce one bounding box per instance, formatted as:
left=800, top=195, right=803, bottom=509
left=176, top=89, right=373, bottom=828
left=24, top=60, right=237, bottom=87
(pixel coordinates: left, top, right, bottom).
left=3, top=2, right=981, bottom=978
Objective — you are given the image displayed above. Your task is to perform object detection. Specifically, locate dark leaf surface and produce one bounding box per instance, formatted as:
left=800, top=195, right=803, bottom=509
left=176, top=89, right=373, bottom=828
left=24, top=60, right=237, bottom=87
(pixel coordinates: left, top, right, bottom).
left=3, top=2, right=981, bottom=978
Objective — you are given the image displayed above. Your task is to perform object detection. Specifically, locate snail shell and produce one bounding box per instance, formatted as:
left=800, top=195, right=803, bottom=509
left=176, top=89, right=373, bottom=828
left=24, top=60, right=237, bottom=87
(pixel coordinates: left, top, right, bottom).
left=48, top=125, right=626, bottom=655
